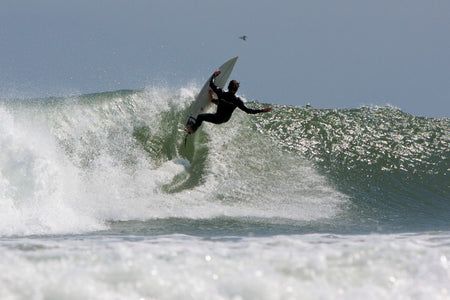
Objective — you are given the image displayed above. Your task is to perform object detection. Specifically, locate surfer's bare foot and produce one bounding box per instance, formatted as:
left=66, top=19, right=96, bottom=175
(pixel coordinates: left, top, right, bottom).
left=185, top=126, right=194, bottom=134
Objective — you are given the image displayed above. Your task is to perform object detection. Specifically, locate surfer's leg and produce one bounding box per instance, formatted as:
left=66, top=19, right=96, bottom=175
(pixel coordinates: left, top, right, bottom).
left=199, top=114, right=225, bottom=124
left=192, top=113, right=224, bottom=131
left=197, top=113, right=226, bottom=126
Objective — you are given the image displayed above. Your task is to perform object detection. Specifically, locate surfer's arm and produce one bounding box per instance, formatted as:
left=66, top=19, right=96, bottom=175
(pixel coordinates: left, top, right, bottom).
left=209, top=89, right=219, bottom=105
left=237, top=98, right=272, bottom=114
left=209, top=71, right=223, bottom=98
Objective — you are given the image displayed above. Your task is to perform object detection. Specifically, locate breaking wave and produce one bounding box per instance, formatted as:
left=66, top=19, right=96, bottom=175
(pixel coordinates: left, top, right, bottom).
left=0, top=88, right=448, bottom=235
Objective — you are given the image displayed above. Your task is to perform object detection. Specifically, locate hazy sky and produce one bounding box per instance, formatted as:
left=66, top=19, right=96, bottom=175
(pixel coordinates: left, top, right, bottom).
left=1, top=0, right=449, bottom=117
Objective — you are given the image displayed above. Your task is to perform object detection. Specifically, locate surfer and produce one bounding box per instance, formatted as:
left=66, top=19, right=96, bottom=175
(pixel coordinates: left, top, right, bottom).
left=186, top=70, right=272, bottom=133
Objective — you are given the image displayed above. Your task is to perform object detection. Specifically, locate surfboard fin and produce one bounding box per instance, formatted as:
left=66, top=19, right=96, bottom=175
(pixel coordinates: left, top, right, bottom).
left=184, top=132, right=190, bottom=147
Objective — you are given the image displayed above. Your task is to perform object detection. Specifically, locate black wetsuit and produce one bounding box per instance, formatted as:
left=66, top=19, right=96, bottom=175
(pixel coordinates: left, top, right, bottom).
left=192, top=74, right=264, bottom=131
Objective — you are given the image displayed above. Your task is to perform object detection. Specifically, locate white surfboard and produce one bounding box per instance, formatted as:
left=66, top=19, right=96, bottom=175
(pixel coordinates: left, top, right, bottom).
left=185, top=56, right=238, bottom=133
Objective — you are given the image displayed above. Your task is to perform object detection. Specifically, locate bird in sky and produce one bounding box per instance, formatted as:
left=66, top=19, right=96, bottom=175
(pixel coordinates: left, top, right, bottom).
left=239, top=35, right=247, bottom=41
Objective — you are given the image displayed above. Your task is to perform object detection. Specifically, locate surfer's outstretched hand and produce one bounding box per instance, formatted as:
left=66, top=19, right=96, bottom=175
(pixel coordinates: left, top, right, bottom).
left=262, top=107, right=272, bottom=113
left=213, top=70, right=221, bottom=77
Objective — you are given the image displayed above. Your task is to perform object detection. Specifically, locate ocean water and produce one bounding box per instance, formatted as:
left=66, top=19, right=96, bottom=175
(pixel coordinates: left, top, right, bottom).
left=0, top=87, right=449, bottom=299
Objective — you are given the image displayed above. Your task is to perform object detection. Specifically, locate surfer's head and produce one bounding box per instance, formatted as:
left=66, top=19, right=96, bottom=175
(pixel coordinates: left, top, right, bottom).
left=228, top=80, right=240, bottom=93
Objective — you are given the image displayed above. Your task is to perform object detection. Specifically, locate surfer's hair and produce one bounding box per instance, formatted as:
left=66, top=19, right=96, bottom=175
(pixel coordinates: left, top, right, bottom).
left=228, top=80, right=240, bottom=92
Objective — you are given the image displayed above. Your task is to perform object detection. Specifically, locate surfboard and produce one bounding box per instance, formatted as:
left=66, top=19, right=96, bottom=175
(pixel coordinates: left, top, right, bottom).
left=185, top=56, right=238, bottom=134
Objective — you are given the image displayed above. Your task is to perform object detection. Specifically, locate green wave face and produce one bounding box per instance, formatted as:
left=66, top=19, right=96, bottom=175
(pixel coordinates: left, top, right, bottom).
left=255, top=105, right=449, bottom=228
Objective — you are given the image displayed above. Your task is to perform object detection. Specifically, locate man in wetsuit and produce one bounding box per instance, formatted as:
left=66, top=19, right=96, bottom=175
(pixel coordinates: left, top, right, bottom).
left=186, top=70, right=272, bottom=133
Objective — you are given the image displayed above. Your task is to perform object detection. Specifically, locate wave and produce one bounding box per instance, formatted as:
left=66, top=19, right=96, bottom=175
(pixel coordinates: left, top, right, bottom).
left=0, top=88, right=448, bottom=235
left=255, top=104, right=450, bottom=229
